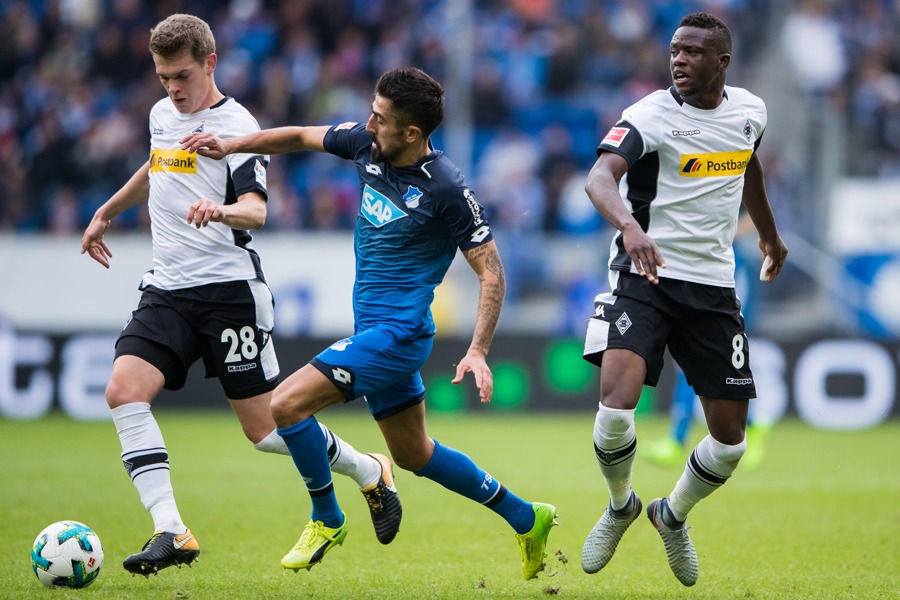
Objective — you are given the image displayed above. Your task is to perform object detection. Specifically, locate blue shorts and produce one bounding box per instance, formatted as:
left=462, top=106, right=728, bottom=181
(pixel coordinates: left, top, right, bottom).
left=310, top=327, right=434, bottom=420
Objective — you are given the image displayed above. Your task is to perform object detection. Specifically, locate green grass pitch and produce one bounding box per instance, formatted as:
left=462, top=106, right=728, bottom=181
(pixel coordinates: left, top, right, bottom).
left=3, top=411, right=898, bottom=599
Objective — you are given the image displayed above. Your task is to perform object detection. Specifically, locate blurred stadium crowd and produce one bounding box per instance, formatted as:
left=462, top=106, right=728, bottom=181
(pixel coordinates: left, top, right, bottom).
left=0, top=0, right=897, bottom=240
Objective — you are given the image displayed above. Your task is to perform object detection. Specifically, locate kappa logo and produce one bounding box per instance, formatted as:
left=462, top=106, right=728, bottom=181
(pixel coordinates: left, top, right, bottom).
left=616, top=312, right=632, bottom=335
left=227, top=362, right=257, bottom=372
left=672, top=129, right=701, bottom=137
left=403, top=185, right=423, bottom=208
left=726, top=377, right=753, bottom=385
left=601, top=127, right=630, bottom=148
left=361, top=183, right=407, bottom=227
left=366, top=163, right=383, bottom=176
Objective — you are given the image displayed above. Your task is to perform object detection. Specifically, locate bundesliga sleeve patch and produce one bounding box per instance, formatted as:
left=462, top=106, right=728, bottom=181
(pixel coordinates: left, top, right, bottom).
left=254, top=159, right=267, bottom=187
left=601, top=127, right=630, bottom=148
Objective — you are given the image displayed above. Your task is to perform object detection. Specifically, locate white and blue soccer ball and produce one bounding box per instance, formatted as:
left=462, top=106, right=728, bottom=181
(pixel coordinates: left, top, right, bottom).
left=31, top=520, right=104, bottom=588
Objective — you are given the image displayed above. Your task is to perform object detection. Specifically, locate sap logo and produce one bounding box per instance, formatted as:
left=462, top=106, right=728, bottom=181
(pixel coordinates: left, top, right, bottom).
left=361, top=184, right=407, bottom=227
left=330, top=338, right=353, bottom=351
left=463, top=189, right=484, bottom=225
left=403, top=185, right=423, bottom=208
left=366, top=163, right=382, bottom=176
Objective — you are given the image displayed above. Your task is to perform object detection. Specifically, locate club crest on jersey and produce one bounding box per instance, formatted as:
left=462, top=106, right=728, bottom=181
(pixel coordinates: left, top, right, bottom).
left=149, top=149, right=197, bottom=174
left=743, top=118, right=753, bottom=143
left=192, top=123, right=205, bottom=133
left=403, top=185, right=423, bottom=208
left=602, top=127, right=629, bottom=148
left=330, top=338, right=353, bottom=351
left=361, top=184, right=407, bottom=227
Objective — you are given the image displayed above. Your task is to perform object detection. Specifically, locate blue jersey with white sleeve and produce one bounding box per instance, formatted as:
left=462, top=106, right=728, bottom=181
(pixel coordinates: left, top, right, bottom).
left=323, top=123, right=493, bottom=342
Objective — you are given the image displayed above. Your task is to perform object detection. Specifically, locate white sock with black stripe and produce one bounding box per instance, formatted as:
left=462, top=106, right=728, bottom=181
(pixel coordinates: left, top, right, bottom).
left=668, top=434, right=746, bottom=522
left=593, top=403, right=637, bottom=510
left=111, top=402, right=186, bottom=534
left=319, top=423, right=381, bottom=488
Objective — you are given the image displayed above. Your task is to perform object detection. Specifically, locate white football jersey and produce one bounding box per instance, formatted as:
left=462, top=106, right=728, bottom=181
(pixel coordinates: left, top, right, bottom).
left=143, top=96, right=269, bottom=290
left=597, top=85, right=766, bottom=287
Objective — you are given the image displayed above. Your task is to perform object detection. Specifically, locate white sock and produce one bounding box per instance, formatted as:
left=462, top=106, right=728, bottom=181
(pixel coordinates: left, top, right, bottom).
left=593, top=403, right=637, bottom=510
left=668, top=434, right=746, bottom=521
left=253, top=429, right=290, bottom=455
left=319, top=423, right=381, bottom=488
left=110, top=403, right=186, bottom=534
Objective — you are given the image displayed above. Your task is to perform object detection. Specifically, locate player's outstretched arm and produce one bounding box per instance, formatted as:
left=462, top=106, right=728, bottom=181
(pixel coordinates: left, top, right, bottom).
left=187, top=191, right=267, bottom=230
left=741, top=153, right=788, bottom=281
left=585, top=152, right=666, bottom=283
left=80, top=160, right=151, bottom=268
left=452, top=240, right=506, bottom=403
left=180, top=126, right=331, bottom=159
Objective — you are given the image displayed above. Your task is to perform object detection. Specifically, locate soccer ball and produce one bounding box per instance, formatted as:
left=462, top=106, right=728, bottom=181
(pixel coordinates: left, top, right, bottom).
left=31, top=520, right=104, bottom=588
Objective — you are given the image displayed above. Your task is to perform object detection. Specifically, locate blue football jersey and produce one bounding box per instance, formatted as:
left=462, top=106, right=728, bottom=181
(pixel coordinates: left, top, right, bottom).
left=323, top=123, right=493, bottom=341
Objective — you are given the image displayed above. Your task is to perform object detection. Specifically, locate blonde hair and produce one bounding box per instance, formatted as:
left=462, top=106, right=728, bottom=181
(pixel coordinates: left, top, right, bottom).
left=149, top=14, right=215, bottom=65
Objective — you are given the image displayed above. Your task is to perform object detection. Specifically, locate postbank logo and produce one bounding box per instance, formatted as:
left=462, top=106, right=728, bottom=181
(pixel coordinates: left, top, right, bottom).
left=361, top=183, right=407, bottom=227
left=149, top=149, right=197, bottom=174
left=679, top=149, right=752, bottom=177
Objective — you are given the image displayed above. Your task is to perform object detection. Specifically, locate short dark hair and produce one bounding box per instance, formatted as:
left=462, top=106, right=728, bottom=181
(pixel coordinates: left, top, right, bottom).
left=150, top=14, right=216, bottom=64
left=374, top=67, right=444, bottom=138
left=679, top=12, right=732, bottom=54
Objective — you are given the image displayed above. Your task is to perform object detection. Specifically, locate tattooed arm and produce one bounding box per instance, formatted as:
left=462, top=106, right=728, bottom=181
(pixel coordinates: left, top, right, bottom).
left=451, top=240, right=506, bottom=403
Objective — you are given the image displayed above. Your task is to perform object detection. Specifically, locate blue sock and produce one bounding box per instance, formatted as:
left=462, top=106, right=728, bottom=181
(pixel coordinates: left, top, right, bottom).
left=415, top=440, right=535, bottom=534
left=277, top=416, right=343, bottom=528
left=671, top=370, right=696, bottom=445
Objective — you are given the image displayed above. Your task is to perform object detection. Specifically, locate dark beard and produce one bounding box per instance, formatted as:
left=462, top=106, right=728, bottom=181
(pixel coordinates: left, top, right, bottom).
left=370, top=141, right=397, bottom=164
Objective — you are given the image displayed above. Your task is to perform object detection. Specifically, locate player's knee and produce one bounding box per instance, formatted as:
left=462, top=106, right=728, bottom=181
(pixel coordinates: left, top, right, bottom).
left=105, top=377, right=141, bottom=409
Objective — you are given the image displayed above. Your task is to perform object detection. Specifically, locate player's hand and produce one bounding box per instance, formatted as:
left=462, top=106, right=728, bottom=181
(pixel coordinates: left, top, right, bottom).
left=80, top=215, right=113, bottom=268
left=187, top=199, right=225, bottom=228
left=451, top=350, right=494, bottom=403
left=180, top=132, right=230, bottom=159
left=622, top=225, right=666, bottom=284
left=759, top=236, right=788, bottom=282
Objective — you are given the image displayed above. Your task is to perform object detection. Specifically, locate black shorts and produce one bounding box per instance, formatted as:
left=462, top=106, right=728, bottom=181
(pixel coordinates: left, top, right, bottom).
left=583, top=272, right=756, bottom=400
left=114, top=279, right=280, bottom=400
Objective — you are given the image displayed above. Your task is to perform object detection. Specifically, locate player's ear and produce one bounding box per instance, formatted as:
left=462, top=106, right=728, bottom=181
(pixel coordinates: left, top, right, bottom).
left=206, top=52, right=217, bottom=75
left=405, top=124, right=423, bottom=144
